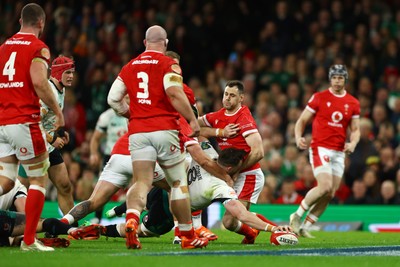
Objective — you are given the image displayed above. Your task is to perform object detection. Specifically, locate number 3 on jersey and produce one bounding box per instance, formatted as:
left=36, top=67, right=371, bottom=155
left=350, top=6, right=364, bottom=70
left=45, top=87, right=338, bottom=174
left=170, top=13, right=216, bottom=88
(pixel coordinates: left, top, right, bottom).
left=137, top=71, right=149, bottom=99
left=2, top=52, right=17, bottom=81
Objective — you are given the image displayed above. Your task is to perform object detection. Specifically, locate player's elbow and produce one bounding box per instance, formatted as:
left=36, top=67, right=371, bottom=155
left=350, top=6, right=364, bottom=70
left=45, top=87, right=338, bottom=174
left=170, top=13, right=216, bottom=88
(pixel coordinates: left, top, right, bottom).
left=253, top=149, right=264, bottom=162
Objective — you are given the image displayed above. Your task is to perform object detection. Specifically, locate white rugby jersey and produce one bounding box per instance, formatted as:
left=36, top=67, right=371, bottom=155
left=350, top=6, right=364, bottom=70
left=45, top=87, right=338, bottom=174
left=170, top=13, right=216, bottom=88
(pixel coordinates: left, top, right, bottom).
left=95, top=108, right=128, bottom=155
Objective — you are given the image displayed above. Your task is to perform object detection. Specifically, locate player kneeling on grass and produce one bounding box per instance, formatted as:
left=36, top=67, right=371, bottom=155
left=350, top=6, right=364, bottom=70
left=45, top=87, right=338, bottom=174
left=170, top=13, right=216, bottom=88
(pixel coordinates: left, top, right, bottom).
left=99, top=142, right=294, bottom=244
left=0, top=209, right=104, bottom=250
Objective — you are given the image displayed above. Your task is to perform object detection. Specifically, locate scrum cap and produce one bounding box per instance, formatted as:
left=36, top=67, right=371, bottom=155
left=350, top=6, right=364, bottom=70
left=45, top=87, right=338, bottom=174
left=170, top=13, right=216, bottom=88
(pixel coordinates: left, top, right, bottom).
left=51, top=56, right=75, bottom=82
left=328, top=64, right=348, bottom=81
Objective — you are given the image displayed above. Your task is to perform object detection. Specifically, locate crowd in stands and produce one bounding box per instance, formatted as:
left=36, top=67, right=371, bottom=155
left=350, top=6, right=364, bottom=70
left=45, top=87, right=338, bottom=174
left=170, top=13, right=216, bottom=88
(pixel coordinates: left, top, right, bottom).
left=1, top=0, right=399, bottom=205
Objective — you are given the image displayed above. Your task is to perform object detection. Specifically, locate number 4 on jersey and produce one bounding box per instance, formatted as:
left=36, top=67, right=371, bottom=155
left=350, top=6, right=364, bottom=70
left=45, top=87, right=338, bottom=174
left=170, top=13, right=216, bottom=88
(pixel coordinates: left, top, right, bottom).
left=2, top=52, right=17, bottom=81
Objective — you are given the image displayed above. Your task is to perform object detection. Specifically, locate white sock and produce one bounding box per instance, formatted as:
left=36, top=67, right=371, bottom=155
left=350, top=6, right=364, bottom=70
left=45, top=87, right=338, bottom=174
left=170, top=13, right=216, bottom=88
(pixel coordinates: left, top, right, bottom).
left=63, top=214, right=75, bottom=225
left=192, top=213, right=202, bottom=230
left=296, top=199, right=310, bottom=217
left=302, top=213, right=319, bottom=229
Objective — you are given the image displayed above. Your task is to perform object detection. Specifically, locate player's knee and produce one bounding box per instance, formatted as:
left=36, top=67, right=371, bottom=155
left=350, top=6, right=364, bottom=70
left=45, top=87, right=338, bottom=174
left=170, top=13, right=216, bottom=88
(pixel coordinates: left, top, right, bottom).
left=162, top=161, right=187, bottom=187
left=222, top=213, right=236, bottom=230
left=56, top=178, right=73, bottom=195
left=317, top=184, right=331, bottom=196
left=21, top=158, right=50, bottom=177
left=0, top=162, right=18, bottom=182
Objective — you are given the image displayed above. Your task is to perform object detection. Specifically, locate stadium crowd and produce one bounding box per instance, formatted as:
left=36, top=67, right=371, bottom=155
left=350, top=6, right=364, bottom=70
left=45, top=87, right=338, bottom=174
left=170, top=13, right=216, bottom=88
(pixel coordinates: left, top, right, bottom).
left=1, top=0, right=399, bottom=206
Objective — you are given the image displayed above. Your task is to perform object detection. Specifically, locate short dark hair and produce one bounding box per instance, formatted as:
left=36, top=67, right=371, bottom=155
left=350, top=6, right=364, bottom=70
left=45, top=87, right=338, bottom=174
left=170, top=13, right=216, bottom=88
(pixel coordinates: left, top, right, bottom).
left=218, top=147, right=247, bottom=167
left=165, top=51, right=180, bottom=62
left=21, top=3, right=45, bottom=27
left=226, top=80, right=244, bottom=94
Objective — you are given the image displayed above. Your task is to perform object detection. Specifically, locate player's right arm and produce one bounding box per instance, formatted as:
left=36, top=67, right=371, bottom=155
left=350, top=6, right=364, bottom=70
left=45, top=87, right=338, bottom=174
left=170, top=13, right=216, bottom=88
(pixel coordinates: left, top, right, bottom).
left=107, top=77, right=130, bottom=118
left=30, top=60, right=64, bottom=130
left=90, top=129, right=105, bottom=168
left=294, top=109, right=314, bottom=150
left=198, top=116, right=239, bottom=138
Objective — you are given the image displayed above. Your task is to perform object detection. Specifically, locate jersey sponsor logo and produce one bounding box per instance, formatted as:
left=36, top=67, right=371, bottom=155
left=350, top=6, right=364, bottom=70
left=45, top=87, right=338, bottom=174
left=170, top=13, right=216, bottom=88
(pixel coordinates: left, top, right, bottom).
left=131, top=59, right=159, bottom=65
left=219, top=141, right=231, bottom=146
left=5, top=40, right=31, bottom=45
left=41, top=48, right=50, bottom=60
left=0, top=81, right=24, bottom=88
left=328, top=111, right=344, bottom=128
left=171, top=64, right=182, bottom=74
left=188, top=165, right=202, bottom=185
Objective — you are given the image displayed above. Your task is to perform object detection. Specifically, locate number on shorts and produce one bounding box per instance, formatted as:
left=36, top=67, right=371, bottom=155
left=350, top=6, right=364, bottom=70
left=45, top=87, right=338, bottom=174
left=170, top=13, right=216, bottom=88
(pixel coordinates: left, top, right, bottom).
left=137, top=71, right=149, bottom=99
left=2, top=52, right=17, bottom=81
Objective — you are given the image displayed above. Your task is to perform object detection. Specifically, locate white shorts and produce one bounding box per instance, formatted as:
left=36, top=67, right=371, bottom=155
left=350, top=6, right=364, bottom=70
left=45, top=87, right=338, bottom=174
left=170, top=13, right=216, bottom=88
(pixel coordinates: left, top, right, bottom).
left=233, top=168, right=265, bottom=204
left=0, top=123, right=47, bottom=160
left=98, top=154, right=165, bottom=188
left=309, top=146, right=345, bottom=177
left=189, top=172, right=237, bottom=211
left=129, top=130, right=185, bottom=167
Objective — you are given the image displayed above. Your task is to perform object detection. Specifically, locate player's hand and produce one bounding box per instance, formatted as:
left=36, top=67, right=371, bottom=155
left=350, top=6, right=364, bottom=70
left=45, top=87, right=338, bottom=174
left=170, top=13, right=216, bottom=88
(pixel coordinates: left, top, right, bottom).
left=272, top=225, right=293, bottom=233
left=52, top=137, right=65, bottom=149
left=343, top=142, right=356, bottom=155
left=52, top=112, right=65, bottom=132
left=90, top=153, right=100, bottom=168
left=62, top=131, right=70, bottom=144
left=223, top=123, right=240, bottom=138
left=296, top=137, right=307, bottom=150
left=188, top=119, right=200, bottom=137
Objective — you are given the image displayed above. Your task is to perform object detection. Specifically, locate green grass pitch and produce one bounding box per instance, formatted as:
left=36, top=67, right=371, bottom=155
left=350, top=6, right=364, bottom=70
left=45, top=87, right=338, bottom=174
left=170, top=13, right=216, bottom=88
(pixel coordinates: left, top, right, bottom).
left=2, top=230, right=400, bottom=267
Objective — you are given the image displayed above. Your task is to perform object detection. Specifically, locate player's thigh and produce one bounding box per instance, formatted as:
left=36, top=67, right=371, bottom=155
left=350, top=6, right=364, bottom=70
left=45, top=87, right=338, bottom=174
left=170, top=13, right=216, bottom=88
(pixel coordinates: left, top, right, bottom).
left=331, top=150, right=345, bottom=178
left=234, top=169, right=265, bottom=204
left=130, top=130, right=185, bottom=166
left=2, top=124, right=47, bottom=161
left=89, top=180, right=121, bottom=208
left=99, top=154, right=132, bottom=188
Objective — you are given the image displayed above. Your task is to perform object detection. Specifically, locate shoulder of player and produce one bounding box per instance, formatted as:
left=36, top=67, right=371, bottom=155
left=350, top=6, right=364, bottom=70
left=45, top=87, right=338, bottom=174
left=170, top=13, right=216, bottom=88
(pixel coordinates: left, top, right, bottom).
left=98, top=108, right=116, bottom=121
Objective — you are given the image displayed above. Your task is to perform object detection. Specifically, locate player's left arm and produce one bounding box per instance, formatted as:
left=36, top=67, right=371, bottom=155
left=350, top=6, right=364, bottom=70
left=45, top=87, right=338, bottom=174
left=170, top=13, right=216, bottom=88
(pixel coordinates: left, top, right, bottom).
left=240, top=132, right=264, bottom=171
left=344, top=117, right=360, bottom=154
left=107, top=77, right=130, bottom=118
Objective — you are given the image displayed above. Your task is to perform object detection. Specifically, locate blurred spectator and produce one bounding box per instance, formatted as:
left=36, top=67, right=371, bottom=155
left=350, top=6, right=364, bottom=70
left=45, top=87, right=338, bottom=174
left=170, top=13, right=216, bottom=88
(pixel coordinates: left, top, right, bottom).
left=371, top=180, right=400, bottom=205
left=362, top=168, right=381, bottom=200
left=274, top=180, right=303, bottom=204
left=378, top=146, right=398, bottom=182
left=294, top=164, right=317, bottom=197
left=347, top=118, right=377, bottom=186
left=344, top=179, right=373, bottom=204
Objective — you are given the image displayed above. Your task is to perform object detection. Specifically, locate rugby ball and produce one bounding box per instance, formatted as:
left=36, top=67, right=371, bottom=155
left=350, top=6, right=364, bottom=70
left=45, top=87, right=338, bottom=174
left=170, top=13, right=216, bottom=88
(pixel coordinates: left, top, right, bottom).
left=270, top=231, right=299, bottom=246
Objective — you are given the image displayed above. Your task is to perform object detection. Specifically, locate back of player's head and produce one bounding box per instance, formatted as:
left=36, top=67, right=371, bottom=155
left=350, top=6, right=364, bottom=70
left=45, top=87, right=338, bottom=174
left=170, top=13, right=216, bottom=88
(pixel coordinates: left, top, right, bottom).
left=218, top=147, right=247, bottom=167
left=145, top=25, right=167, bottom=44
left=226, top=80, right=244, bottom=94
left=166, top=51, right=180, bottom=62
left=51, top=55, right=75, bottom=82
left=21, top=3, right=45, bottom=26
left=328, top=64, right=348, bottom=82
